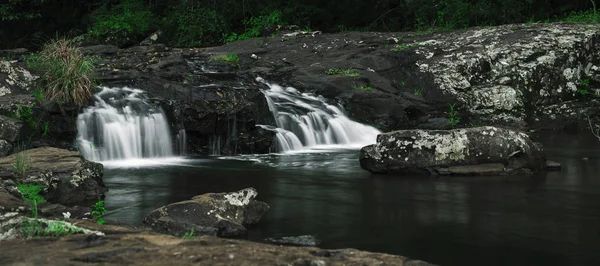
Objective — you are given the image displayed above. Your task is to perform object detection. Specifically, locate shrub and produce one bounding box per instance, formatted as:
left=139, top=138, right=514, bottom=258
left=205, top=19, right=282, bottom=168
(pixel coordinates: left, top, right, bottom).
left=88, top=0, right=154, bottom=38
left=165, top=4, right=226, bottom=47
left=224, top=10, right=286, bottom=43
left=27, top=38, right=96, bottom=107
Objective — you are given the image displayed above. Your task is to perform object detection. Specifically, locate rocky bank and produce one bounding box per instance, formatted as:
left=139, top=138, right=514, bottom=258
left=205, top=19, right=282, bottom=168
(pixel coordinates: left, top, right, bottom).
left=0, top=223, right=434, bottom=266
left=2, top=23, right=600, bottom=155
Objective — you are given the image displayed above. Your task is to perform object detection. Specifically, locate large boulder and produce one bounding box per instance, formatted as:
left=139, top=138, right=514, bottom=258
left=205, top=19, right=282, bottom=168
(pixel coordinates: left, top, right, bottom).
left=144, top=187, right=269, bottom=237
left=0, top=147, right=105, bottom=205
left=360, top=126, right=547, bottom=175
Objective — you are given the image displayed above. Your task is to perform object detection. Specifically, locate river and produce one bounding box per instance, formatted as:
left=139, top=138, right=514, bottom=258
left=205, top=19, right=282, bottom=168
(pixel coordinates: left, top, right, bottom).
left=103, top=132, right=600, bottom=266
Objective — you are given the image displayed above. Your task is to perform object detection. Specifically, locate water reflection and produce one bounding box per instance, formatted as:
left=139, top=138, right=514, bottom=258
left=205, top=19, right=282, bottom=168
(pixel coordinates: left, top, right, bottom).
left=103, top=133, right=600, bottom=266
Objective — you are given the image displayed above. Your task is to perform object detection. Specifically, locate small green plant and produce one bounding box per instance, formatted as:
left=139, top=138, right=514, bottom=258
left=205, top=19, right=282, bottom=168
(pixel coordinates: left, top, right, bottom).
left=15, top=104, right=35, bottom=127
left=12, top=148, right=31, bottom=177
left=326, top=68, right=359, bottom=77
left=17, top=183, right=46, bottom=204
left=578, top=78, right=591, bottom=96
left=414, top=88, right=423, bottom=95
left=354, top=85, right=373, bottom=91
left=183, top=228, right=195, bottom=239
left=41, top=121, right=50, bottom=137
left=32, top=88, right=44, bottom=104
left=215, top=53, right=240, bottom=65
left=17, top=183, right=46, bottom=237
left=27, top=38, right=96, bottom=107
left=91, top=200, right=107, bottom=225
left=447, top=103, right=461, bottom=128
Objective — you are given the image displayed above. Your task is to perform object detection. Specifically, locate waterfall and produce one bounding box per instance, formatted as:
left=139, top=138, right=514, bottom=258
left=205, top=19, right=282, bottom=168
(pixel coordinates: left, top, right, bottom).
left=76, top=87, right=175, bottom=161
left=256, top=77, right=381, bottom=152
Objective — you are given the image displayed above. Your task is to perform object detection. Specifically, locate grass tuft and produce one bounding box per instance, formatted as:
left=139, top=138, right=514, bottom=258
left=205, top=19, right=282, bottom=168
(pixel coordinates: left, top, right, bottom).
left=215, top=53, right=240, bottom=65
left=27, top=38, right=97, bottom=107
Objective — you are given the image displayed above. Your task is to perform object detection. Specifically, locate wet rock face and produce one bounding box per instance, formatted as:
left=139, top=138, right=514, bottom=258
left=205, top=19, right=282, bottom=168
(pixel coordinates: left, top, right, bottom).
left=212, top=23, right=600, bottom=132
left=360, top=126, right=546, bottom=175
left=144, top=187, right=269, bottom=238
left=89, top=46, right=276, bottom=156
left=0, top=147, right=106, bottom=206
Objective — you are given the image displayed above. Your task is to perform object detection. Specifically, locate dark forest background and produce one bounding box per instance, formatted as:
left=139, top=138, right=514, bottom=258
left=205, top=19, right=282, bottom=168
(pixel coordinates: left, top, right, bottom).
left=1, top=0, right=599, bottom=49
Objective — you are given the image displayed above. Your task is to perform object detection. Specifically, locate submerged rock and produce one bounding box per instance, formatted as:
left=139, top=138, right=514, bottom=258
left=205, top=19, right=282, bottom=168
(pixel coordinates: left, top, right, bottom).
left=265, top=235, right=321, bottom=247
left=144, top=187, right=269, bottom=237
left=360, top=126, right=548, bottom=175
left=0, top=147, right=106, bottom=205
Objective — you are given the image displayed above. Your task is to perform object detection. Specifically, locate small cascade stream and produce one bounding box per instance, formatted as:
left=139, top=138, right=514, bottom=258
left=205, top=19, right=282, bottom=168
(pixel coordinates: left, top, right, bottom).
left=76, top=87, right=177, bottom=162
left=257, top=77, right=381, bottom=152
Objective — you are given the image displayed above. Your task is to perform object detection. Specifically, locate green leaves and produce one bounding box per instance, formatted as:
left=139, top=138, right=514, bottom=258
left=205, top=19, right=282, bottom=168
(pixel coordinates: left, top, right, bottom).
left=91, top=200, right=107, bottom=225
left=17, top=183, right=46, bottom=204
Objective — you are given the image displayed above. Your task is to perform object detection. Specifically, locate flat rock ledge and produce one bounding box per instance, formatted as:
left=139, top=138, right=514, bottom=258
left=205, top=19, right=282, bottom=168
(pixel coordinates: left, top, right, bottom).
left=360, top=126, right=553, bottom=175
left=0, top=219, right=435, bottom=266
left=144, top=187, right=270, bottom=237
left=0, top=147, right=106, bottom=205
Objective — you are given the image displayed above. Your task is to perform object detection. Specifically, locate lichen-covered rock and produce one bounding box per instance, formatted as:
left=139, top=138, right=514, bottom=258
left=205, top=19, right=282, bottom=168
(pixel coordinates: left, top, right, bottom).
left=0, top=214, right=104, bottom=241
left=144, top=187, right=269, bottom=237
left=0, top=147, right=106, bottom=205
left=360, top=126, right=547, bottom=175
left=411, top=23, right=600, bottom=128
left=0, top=59, right=36, bottom=96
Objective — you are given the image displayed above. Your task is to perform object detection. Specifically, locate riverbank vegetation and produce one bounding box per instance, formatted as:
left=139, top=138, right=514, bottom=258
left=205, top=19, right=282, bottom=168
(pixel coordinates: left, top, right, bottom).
left=1, top=0, right=600, bottom=49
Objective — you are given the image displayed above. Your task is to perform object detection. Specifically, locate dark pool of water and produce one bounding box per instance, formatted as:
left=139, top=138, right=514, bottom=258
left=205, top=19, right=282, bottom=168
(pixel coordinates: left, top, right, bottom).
left=103, top=133, right=600, bottom=266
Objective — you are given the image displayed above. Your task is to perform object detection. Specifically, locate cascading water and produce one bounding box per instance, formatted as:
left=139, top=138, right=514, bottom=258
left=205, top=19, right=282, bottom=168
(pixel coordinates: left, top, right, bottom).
left=256, top=77, right=381, bottom=152
left=76, top=87, right=175, bottom=162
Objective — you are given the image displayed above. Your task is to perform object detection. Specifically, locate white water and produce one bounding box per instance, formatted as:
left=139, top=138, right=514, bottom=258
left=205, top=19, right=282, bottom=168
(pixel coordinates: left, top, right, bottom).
left=257, top=77, right=381, bottom=152
left=76, top=87, right=177, bottom=163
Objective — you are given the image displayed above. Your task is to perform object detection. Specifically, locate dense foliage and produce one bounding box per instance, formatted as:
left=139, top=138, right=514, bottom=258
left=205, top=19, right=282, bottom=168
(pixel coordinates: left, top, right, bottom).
left=1, top=0, right=599, bottom=49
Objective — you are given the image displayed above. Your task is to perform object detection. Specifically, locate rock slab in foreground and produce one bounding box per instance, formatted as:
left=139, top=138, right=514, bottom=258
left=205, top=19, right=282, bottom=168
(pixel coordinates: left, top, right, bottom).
left=144, top=187, right=269, bottom=237
left=360, top=126, right=546, bottom=175
left=0, top=147, right=106, bottom=205
left=0, top=226, right=436, bottom=265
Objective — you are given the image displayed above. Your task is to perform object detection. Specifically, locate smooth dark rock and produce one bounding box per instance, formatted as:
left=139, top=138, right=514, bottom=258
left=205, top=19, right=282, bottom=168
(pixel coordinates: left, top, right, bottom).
left=144, top=187, right=269, bottom=238
left=80, top=45, right=118, bottom=56
left=265, top=235, right=321, bottom=247
left=545, top=160, right=562, bottom=171
left=0, top=115, right=22, bottom=142
left=360, top=126, right=546, bottom=175
left=0, top=179, right=25, bottom=214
